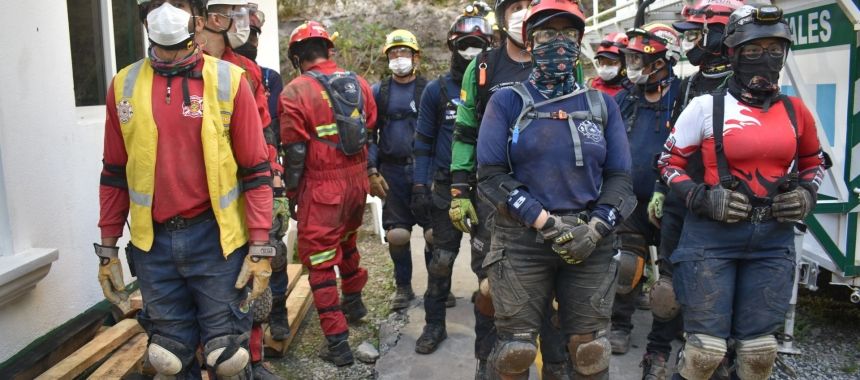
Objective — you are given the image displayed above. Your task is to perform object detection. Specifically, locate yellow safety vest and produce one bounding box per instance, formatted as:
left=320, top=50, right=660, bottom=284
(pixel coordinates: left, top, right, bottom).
left=112, top=55, right=249, bottom=256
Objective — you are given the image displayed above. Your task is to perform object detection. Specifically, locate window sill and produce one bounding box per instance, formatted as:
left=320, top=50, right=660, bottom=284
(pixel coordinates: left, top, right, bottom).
left=0, top=248, right=59, bottom=308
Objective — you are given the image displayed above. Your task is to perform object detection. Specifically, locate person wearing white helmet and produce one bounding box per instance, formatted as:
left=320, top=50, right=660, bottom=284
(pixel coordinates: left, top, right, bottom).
left=98, top=1, right=272, bottom=378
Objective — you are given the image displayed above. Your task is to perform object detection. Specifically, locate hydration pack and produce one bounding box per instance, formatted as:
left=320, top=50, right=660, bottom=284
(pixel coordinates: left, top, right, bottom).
left=305, top=70, right=368, bottom=156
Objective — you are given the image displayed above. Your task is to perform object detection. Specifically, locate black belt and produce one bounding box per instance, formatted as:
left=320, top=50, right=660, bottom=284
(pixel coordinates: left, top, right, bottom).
left=157, top=209, right=215, bottom=231
left=379, top=155, right=412, bottom=166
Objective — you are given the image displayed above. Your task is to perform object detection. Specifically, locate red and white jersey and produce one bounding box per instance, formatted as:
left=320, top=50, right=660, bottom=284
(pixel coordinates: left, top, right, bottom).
left=659, top=92, right=825, bottom=198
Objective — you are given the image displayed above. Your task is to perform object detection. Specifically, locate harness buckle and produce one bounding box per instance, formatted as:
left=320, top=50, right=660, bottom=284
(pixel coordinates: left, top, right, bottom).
left=551, top=110, right=568, bottom=119
left=749, top=206, right=772, bottom=224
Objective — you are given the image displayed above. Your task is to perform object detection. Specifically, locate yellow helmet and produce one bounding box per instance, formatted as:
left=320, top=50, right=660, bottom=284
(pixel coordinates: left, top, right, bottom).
left=383, top=29, right=420, bottom=55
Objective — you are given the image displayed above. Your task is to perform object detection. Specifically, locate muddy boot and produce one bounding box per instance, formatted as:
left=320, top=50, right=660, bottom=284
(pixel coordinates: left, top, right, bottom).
left=342, top=293, right=367, bottom=323
left=252, top=361, right=283, bottom=379
left=609, top=329, right=631, bottom=354
left=446, top=292, right=456, bottom=308
left=641, top=352, right=670, bottom=380
left=319, top=334, right=354, bottom=366
left=390, top=286, right=415, bottom=311
left=415, top=323, right=447, bottom=354
left=269, top=295, right=291, bottom=341
left=542, top=360, right=572, bottom=380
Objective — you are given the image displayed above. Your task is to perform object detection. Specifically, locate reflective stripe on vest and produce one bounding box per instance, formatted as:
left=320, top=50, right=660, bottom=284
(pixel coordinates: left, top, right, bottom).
left=114, top=55, right=249, bottom=255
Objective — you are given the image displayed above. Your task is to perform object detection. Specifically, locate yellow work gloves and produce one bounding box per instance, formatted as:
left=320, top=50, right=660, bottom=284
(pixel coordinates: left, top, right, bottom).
left=235, top=245, right=275, bottom=300
left=647, top=192, right=665, bottom=227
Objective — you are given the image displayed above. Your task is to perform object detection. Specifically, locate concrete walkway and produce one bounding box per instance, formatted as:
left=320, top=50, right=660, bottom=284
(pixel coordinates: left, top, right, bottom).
left=375, top=228, right=681, bottom=380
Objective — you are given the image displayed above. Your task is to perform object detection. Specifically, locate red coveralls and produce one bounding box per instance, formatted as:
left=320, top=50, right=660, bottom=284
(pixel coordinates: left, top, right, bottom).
left=280, top=60, right=378, bottom=337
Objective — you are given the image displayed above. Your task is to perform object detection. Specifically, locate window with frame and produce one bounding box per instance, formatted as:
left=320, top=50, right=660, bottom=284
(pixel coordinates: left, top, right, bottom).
left=67, top=0, right=145, bottom=107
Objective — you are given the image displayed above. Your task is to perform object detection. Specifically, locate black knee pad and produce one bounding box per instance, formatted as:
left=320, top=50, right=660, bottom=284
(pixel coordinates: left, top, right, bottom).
left=428, top=249, right=457, bottom=277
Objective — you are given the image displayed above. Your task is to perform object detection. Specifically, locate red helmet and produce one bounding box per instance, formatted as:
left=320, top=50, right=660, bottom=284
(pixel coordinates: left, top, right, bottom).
left=623, top=23, right=680, bottom=62
left=288, top=21, right=334, bottom=51
left=674, top=0, right=744, bottom=31
left=596, top=32, right=628, bottom=60
left=522, top=0, right=586, bottom=44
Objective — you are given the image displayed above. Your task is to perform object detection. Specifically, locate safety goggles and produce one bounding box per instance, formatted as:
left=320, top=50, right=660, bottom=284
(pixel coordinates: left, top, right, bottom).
left=624, top=52, right=645, bottom=70
left=387, top=47, right=415, bottom=59
left=627, top=28, right=670, bottom=47
left=682, top=6, right=733, bottom=20
left=451, top=16, right=494, bottom=37
left=247, top=3, right=265, bottom=26
left=211, top=7, right=250, bottom=29
left=453, top=35, right=489, bottom=50
left=682, top=30, right=702, bottom=43
left=738, top=42, right=786, bottom=60
left=531, top=27, right=581, bottom=45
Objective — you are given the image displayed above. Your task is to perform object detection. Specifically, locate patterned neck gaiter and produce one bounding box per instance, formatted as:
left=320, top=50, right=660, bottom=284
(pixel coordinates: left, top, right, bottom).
left=528, top=39, right=580, bottom=99
left=148, top=46, right=201, bottom=77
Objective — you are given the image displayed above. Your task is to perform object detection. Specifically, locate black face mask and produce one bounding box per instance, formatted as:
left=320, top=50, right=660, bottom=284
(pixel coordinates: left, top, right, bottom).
left=729, top=50, right=784, bottom=107
left=685, top=27, right=723, bottom=66
left=451, top=52, right=470, bottom=83
left=234, top=41, right=258, bottom=61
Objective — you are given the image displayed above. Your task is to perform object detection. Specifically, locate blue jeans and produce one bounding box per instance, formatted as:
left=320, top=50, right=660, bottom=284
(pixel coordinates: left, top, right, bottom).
left=671, top=213, right=795, bottom=340
left=133, top=218, right=251, bottom=375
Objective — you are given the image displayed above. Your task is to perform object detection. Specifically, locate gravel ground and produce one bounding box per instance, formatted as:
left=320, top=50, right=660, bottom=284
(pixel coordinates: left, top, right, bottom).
left=772, top=289, right=860, bottom=380
left=268, top=208, right=396, bottom=380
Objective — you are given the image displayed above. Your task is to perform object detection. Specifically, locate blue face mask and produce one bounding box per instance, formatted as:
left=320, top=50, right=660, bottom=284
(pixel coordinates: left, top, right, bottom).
left=528, top=38, right=580, bottom=98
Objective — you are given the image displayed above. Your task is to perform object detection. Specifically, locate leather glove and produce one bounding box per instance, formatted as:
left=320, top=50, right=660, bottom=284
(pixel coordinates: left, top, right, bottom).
left=538, top=214, right=584, bottom=264
left=235, top=245, right=275, bottom=300
left=647, top=192, right=665, bottom=228
left=410, top=185, right=432, bottom=220
left=369, top=173, right=389, bottom=199
left=772, top=186, right=815, bottom=223
left=551, top=217, right=611, bottom=264
left=450, top=198, right=478, bottom=233
left=687, top=184, right=752, bottom=223
left=94, top=244, right=128, bottom=305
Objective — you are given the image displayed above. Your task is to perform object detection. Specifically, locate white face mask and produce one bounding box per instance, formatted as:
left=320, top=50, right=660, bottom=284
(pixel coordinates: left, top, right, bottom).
left=627, top=68, right=650, bottom=84
left=459, top=47, right=483, bottom=61
left=507, top=9, right=527, bottom=46
left=388, top=57, right=414, bottom=77
left=597, top=65, right=620, bottom=81
left=146, top=2, right=193, bottom=47
left=681, top=39, right=696, bottom=53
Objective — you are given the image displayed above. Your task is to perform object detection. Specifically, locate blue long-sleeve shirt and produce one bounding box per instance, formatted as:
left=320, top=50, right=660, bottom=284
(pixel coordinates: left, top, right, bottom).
left=614, top=77, right=681, bottom=200
left=369, top=79, right=419, bottom=168
left=477, top=81, right=631, bottom=225
left=413, top=73, right=461, bottom=185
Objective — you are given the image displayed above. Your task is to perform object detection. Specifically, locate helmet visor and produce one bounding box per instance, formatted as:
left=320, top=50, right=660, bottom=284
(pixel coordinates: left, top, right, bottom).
left=451, top=16, right=494, bottom=38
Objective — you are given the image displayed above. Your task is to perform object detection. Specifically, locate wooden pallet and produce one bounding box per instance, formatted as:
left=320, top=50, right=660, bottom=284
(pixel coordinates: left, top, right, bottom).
left=36, top=265, right=311, bottom=378
left=264, top=274, right=313, bottom=357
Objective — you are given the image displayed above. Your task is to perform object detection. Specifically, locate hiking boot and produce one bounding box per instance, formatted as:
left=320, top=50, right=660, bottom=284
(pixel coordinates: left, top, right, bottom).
left=542, top=360, right=572, bottom=380
left=342, top=293, right=367, bottom=323
left=252, top=362, right=283, bottom=379
left=609, top=329, right=631, bottom=354
left=641, top=352, right=669, bottom=380
left=269, top=295, right=291, bottom=341
left=318, top=338, right=354, bottom=367
left=390, top=286, right=415, bottom=311
left=475, top=359, right=489, bottom=380
left=415, top=323, right=447, bottom=354
left=446, top=292, right=456, bottom=308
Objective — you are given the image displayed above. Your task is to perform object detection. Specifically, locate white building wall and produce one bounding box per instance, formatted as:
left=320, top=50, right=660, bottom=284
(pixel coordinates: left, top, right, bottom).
left=0, top=0, right=280, bottom=362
